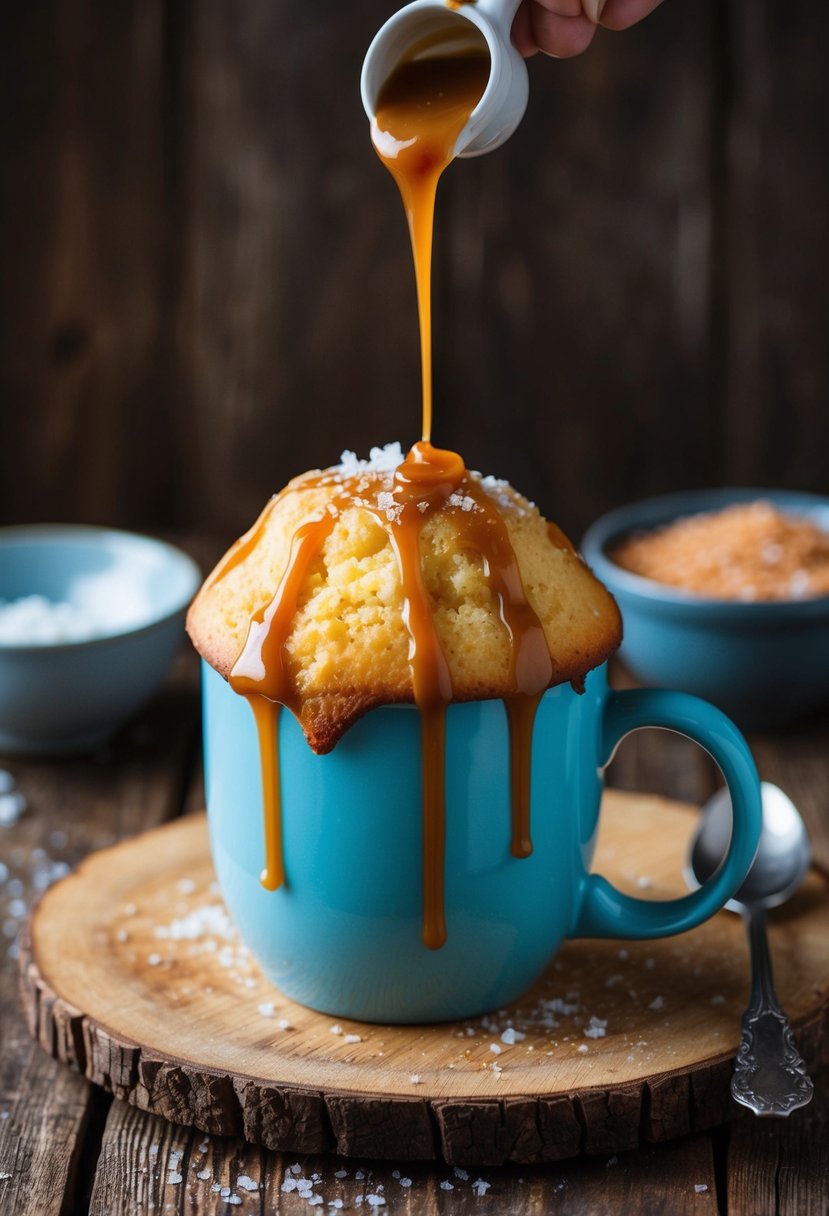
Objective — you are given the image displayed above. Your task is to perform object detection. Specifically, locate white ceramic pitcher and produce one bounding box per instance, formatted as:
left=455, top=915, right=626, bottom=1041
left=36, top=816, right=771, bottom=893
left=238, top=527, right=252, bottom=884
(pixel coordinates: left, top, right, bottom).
left=361, top=0, right=528, bottom=158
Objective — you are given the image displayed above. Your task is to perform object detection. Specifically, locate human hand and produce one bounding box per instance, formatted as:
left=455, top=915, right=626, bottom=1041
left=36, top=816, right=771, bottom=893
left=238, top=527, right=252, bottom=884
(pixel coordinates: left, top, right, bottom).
left=512, top=0, right=665, bottom=58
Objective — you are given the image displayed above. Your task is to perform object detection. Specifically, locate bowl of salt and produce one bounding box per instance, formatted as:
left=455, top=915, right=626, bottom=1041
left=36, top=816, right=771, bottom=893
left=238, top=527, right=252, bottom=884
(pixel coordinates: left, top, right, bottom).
left=0, top=525, right=200, bottom=756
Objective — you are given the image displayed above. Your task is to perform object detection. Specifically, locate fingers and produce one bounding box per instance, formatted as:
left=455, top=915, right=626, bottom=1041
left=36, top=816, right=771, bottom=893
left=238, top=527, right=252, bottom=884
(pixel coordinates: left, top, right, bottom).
left=527, top=6, right=599, bottom=57
left=514, top=0, right=664, bottom=57
left=598, top=0, right=665, bottom=30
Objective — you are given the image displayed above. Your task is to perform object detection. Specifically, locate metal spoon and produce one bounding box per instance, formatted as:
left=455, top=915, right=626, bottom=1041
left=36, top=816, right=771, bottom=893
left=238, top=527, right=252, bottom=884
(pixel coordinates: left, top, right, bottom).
left=688, top=781, right=814, bottom=1116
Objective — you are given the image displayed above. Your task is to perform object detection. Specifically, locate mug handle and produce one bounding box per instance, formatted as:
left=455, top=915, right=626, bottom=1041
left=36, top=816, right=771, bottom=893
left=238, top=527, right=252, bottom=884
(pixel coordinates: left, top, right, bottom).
left=571, top=688, right=762, bottom=939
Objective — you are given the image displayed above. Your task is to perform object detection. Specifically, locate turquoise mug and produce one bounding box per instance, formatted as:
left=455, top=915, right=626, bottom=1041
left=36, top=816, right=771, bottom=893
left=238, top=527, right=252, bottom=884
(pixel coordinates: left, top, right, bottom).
left=203, top=660, right=762, bottom=1023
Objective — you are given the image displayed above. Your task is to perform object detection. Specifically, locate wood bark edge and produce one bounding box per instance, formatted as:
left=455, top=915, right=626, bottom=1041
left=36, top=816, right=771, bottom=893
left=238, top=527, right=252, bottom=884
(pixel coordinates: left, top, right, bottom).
left=18, top=923, right=827, bottom=1165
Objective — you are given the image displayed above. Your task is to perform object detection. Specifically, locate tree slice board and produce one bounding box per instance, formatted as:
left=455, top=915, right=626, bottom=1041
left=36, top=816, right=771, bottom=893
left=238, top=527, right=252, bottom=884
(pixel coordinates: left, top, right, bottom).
left=19, top=791, right=829, bottom=1166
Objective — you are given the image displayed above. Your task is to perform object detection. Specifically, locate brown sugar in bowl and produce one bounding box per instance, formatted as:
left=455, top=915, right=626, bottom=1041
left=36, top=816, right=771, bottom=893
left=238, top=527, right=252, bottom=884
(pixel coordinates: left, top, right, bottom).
left=581, top=489, right=829, bottom=729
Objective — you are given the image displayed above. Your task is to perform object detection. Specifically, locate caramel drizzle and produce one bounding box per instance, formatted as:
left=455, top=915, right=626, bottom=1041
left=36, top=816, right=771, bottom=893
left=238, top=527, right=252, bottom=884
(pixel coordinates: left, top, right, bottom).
left=229, top=445, right=554, bottom=944
left=226, top=38, right=555, bottom=948
left=372, top=39, right=490, bottom=443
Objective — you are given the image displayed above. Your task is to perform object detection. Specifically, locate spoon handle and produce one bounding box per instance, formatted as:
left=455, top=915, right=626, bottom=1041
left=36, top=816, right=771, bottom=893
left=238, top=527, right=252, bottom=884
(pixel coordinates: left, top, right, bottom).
left=731, top=907, right=814, bottom=1117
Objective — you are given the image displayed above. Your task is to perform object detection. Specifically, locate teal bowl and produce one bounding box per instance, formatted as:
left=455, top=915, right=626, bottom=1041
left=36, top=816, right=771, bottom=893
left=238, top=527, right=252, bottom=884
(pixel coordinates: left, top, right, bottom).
left=0, top=525, right=201, bottom=755
left=581, top=489, right=829, bottom=730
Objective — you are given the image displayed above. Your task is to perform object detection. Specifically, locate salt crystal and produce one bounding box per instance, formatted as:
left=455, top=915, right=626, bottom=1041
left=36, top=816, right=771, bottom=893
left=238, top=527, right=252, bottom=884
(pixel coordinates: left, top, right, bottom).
left=335, top=1169, right=348, bottom=1179
left=278, top=1019, right=292, bottom=1031
left=500, top=1027, right=525, bottom=1045
left=281, top=1178, right=297, bottom=1193
left=366, top=1195, right=386, bottom=1207
left=649, top=996, right=665, bottom=1011
left=472, top=1179, right=491, bottom=1196
left=577, top=1044, right=589, bottom=1054
left=258, top=1003, right=276, bottom=1017
left=330, top=1024, right=343, bottom=1036
left=147, top=953, right=162, bottom=967
left=454, top=1167, right=469, bottom=1181
left=335, top=443, right=404, bottom=478
left=177, top=878, right=197, bottom=895
left=695, top=1184, right=709, bottom=1193
left=226, top=1198, right=242, bottom=1207
left=329, top=1201, right=344, bottom=1210
left=417, top=501, right=429, bottom=513
left=115, top=929, right=129, bottom=943
left=440, top=1180, right=454, bottom=1191
left=307, top=1197, right=323, bottom=1207
left=211, top=1182, right=222, bottom=1193
left=489, top=1043, right=502, bottom=1055
left=0, top=1172, right=12, bottom=1181
left=489, top=1062, right=502, bottom=1074
left=400, top=1178, right=412, bottom=1188
left=409, top=1074, right=422, bottom=1084
left=354, top=1170, right=365, bottom=1180
left=198, top=1139, right=209, bottom=1153
left=167, top=1172, right=183, bottom=1185
left=377, top=491, right=395, bottom=510
left=196, top=1169, right=211, bottom=1181
left=236, top=1175, right=258, bottom=1192
left=636, top=876, right=652, bottom=890
left=344, top=1033, right=362, bottom=1044
left=220, top=1186, right=231, bottom=1198
left=290, top=1163, right=302, bottom=1174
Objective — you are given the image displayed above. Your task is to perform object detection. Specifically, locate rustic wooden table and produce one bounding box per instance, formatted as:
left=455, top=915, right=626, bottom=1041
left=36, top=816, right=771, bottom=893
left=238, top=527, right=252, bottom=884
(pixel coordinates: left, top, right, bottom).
left=1, top=647, right=827, bottom=1215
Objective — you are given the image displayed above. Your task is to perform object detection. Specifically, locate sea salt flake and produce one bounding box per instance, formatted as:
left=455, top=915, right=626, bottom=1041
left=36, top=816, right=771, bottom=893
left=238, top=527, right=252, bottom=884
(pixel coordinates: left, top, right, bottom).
left=278, top=1018, right=292, bottom=1030
left=177, top=878, right=197, bottom=895
left=167, top=1172, right=183, bottom=1185
left=489, top=1043, right=502, bottom=1055
left=400, top=1178, right=412, bottom=1188
left=335, top=1169, right=348, bottom=1179
left=330, top=1024, right=343, bottom=1036
left=409, top=1074, right=422, bottom=1084
left=440, top=1180, right=454, bottom=1191
left=577, top=1044, right=589, bottom=1054
left=236, top=1175, right=258, bottom=1192
left=344, top=1033, right=362, bottom=1044
left=695, top=1184, right=709, bottom=1193
left=147, top=953, right=162, bottom=967
left=290, top=1163, right=303, bottom=1175
left=649, top=996, right=666, bottom=1011
left=281, top=1178, right=298, bottom=1193
left=472, top=1179, right=491, bottom=1196
left=258, top=1003, right=276, bottom=1017
left=454, top=1167, right=469, bottom=1181
left=636, top=876, right=653, bottom=890
left=500, top=1027, right=525, bottom=1046
left=196, top=1169, right=211, bottom=1181
left=366, top=1196, right=386, bottom=1207
left=227, top=1197, right=242, bottom=1207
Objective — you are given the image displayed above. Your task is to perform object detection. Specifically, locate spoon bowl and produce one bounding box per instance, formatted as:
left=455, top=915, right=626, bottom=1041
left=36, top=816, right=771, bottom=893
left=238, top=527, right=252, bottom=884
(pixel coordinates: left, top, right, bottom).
left=688, top=781, right=812, bottom=911
left=361, top=0, right=529, bottom=158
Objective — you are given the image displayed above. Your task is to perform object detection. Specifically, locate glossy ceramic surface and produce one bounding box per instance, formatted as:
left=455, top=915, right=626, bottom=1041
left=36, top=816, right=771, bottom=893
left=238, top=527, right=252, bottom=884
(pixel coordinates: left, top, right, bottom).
left=361, top=0, right=529, bottom=158
left=0, top=525, right=201, bottom=755
left=581, top=489, right=829, bottom=729
left=203, top=661, right=761, bottom=1022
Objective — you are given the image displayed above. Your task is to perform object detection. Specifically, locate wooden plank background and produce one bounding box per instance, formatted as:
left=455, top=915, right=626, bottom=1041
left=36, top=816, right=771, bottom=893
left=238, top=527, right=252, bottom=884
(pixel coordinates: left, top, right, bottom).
left=1, top=0, right=827, bottom=544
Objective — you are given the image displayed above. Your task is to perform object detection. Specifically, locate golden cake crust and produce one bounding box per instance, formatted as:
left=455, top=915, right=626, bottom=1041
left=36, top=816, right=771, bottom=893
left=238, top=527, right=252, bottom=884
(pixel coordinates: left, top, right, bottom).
left=187, top=463, right=622, bottom=753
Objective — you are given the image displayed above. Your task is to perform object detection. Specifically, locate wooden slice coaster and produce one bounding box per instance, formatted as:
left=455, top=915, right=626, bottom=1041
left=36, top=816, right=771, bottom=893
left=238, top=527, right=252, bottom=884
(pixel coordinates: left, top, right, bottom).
left=19, top=791, right=828, bottom=1166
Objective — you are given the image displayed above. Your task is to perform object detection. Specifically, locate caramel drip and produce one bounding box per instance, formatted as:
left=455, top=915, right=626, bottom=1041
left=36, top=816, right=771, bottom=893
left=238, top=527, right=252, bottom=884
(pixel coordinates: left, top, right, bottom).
left=503, top=692, right=542, bottom=858
left=247, top=695, right=284, bottom=890
left=372, top=40, right=489, bottom=443
left=230, top=510, right=340, bottom=890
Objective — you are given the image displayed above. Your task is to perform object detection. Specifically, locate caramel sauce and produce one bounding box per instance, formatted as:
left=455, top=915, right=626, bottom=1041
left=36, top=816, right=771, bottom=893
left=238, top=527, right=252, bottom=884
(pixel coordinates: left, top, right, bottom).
left=372, top=35, right=490, bottom=441
left=225, top=31, right=561, bottom=949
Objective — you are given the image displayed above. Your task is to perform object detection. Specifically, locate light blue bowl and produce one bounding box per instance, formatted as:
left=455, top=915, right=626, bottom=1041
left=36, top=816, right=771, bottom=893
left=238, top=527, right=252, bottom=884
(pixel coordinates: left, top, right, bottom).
left=0, top=525, right=201, bottom=755
left=581, top=489, right=829, bottom=730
